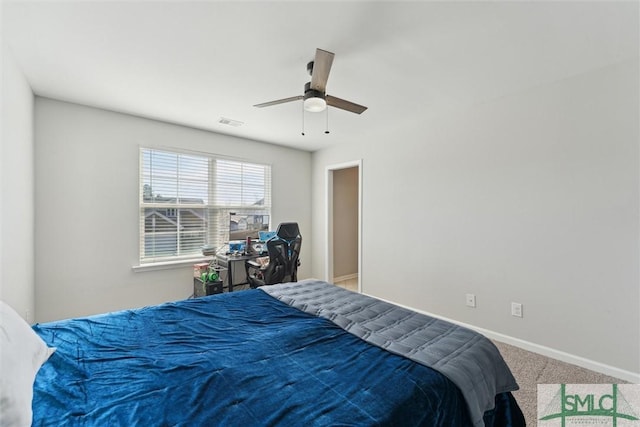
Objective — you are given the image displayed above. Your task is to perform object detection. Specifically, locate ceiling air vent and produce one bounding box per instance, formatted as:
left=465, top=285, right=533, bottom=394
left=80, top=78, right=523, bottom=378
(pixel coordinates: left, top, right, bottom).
left=218, top=117, right=244, bottom=127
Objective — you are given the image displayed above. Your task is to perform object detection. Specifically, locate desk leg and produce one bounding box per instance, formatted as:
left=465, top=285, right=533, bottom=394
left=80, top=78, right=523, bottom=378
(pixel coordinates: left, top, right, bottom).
left=228, top=263, right=234, bottom=292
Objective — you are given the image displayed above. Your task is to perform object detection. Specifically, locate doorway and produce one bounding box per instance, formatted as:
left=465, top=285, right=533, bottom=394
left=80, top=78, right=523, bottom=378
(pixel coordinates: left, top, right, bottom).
left=326, top=160, right=362, bottom=293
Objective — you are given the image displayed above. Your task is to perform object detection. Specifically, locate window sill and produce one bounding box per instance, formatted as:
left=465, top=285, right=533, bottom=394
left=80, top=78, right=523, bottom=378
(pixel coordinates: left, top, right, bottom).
left=132, top=257, right=212, bottom=273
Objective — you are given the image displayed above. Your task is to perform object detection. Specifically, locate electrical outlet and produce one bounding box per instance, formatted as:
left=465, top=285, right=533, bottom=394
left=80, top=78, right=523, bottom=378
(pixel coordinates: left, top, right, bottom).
left=511, top=302, right=523, bottom=318
left=466, top=294, right=476, bottom=308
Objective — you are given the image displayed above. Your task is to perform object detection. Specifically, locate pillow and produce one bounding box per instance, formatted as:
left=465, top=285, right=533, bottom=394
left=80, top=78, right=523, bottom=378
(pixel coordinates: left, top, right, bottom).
left=0, top=301, right=55, bottom=427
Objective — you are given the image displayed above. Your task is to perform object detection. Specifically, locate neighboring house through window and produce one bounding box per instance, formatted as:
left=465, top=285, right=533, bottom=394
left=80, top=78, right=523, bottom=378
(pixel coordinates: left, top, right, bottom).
left=140, top=147, right=271, bottom=264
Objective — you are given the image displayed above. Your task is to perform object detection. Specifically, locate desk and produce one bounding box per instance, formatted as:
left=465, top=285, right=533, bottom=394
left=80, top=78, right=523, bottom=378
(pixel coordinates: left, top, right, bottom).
left=215, top=253, right=260, bottom=291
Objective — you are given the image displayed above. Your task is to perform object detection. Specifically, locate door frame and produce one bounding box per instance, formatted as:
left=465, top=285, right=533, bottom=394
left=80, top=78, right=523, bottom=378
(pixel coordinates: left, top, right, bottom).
left=325, top=159, right=362, bottom=292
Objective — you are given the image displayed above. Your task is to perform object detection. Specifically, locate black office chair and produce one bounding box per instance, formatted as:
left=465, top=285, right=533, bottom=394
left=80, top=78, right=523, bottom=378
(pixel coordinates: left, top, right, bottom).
left=245, top=238, right=288, bottom=288
left=276, top=222, right=302, bottom=283
left=286, top=235, right=302, bottom=282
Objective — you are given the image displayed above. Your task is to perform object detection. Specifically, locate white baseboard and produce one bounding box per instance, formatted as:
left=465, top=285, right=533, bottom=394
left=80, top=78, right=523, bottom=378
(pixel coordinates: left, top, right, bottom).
left=332, top=273, right=358, bottom=283
left=475, top=328, right=640, bottom=384
left=366, top=294, right=640, bottom=384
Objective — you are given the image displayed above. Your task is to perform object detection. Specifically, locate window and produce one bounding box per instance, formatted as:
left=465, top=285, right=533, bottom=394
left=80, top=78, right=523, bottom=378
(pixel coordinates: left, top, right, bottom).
left=140, top=147, right=271, bottom=264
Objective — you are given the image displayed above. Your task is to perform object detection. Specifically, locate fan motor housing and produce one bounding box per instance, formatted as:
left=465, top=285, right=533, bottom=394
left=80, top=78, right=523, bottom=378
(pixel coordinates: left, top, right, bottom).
left=303, top=82, right=325, bottom=101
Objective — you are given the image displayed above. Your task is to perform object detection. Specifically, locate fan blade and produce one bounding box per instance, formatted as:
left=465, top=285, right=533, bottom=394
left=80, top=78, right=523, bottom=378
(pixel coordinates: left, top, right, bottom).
left=326, top=95, right=368, bottom=114
left=310, top=49, right=334, bottom=92
left=253, top=96, right=303, bottom=108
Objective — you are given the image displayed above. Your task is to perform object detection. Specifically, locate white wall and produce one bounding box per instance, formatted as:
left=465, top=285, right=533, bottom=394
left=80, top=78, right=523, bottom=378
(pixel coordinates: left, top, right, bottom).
left=35, top=98, right=311, bottom=322
left=1, top=46, right=35, bottom=321
left=311, top=59, right=639, bottom=377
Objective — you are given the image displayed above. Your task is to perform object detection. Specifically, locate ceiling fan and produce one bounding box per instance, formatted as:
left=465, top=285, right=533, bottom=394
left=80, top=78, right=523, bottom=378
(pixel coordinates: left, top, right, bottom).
left=254, top=48, right=367, bottom=115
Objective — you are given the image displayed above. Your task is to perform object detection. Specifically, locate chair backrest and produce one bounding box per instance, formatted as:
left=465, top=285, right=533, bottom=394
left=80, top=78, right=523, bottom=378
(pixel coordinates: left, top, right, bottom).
left=276, top=222, right=302, bottom=283
left=276, top=222, right=300, bottom=241
left=287, top=235, right=302, bottom=282
left=262, top=238, right=288, bottom=284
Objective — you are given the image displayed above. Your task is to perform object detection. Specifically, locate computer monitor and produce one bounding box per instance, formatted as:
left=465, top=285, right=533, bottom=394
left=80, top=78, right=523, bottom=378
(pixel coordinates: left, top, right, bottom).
left=229, top=213, right=269, bottom=241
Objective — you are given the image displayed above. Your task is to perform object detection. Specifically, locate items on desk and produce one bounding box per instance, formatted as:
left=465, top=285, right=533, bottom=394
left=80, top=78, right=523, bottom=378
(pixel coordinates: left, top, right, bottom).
left=226, top=239, right=270, bottom=256
left=259, top=231, right=277, bottom=242
left=245, top=237, right=255, bottom=255
left=228, top=241, right=244, bottom=254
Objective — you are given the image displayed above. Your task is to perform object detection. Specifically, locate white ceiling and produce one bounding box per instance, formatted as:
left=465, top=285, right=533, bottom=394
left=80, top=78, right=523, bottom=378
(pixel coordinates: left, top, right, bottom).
left=4, top=1, right=638, bottom=152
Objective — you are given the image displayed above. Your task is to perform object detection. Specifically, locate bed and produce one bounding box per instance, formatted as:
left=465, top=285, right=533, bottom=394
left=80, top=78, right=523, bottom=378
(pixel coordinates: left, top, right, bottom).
left=4, top=279, right=525, bottom=426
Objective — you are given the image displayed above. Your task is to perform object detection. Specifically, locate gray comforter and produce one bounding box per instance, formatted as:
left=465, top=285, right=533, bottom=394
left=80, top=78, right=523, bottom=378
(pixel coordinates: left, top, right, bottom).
left=261, top=279, right=519, bottom=427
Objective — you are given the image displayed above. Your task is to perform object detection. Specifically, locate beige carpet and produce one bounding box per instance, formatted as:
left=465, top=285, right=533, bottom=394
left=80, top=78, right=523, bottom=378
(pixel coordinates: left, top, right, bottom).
left=493, top=340, right=626, bottom=426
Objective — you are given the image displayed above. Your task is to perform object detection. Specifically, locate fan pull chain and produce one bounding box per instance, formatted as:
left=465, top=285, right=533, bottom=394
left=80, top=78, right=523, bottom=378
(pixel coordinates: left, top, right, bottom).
left=301, top=103, right=305, bottom=136
left=325, top=107, right=330, bottom=134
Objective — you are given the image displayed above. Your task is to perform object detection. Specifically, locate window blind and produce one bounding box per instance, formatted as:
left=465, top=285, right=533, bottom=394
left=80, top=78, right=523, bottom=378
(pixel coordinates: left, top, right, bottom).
left=139, top=147, right=271, bottom=264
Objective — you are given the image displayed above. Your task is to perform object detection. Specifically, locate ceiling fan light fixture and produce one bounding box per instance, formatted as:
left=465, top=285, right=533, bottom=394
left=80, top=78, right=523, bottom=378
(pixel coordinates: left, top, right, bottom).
left=254, top=49, right=367, bottom=116
left=303, top=96, right=327, bottom=112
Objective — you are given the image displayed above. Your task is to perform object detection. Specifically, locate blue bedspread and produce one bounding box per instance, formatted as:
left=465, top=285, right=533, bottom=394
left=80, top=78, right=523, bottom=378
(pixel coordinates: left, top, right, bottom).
left=263, top=280, right=521, bottom=427
left=32, top=289, right=523, bottom=426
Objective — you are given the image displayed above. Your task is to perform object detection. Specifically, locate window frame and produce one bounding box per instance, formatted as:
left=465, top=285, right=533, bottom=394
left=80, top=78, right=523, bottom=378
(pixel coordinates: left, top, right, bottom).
left=138, top=146, right=271, bottom=267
